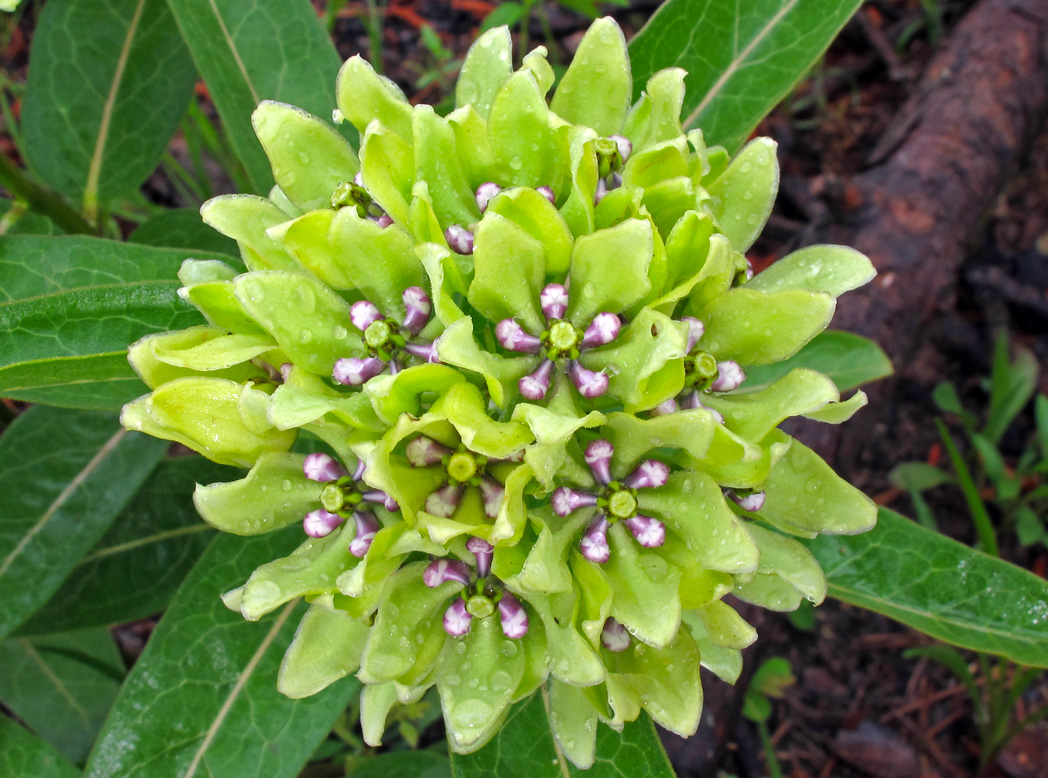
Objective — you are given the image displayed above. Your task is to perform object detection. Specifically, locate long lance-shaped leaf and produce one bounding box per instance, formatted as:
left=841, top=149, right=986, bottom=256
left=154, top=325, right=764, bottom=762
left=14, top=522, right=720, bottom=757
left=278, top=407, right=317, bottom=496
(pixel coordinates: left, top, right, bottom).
left=0, top=707, right=83, bottom=778
left=85, top=530, right=359, bottom=778
left=0, top=407, right=167, bottom=641
left=628, top=0, right=864, bottom=153
left=17, top=457, right=234, bottom=636
left=451, top=690, right=677, bottom=778
left=803, top=508, right=1048, bottom=667
left=0, top=236, right=230, bottom=410
left=21, top=0, right=196, bottom=216
left=165, top=0, right=349, bottom=194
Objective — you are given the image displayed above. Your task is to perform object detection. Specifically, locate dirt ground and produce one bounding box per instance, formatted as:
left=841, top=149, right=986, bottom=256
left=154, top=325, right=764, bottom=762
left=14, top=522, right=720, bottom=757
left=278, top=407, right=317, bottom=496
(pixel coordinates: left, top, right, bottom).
left=3, top=1, right=1047, bottom=776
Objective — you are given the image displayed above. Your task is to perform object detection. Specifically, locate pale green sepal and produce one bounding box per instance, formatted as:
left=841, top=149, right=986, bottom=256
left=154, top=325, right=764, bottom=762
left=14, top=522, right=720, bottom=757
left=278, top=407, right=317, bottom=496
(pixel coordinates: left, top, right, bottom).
left=489, top=71, right=565, bottom=189
left=640, top=177, right=700, bottom=238
left=707, top=137, right=779, bottom=252
left=601, top=409, right=715, bottom=471
left=328, top=207, right=426, bottom=314
left=681, top=611, right=742, bottom=683
left=679, top=234, right=735, bottom=316
left=437, top=381, right=533, bottom=458
left=559, top=126, right=599, bottom=236
left=623, top=141, right=689, bottom=189
left=512, top=403, right=605, bottom=490
left=760, top=432, right=877, bottom=535
left=510, top=510, right=591, bottom=595
left=639, top=471, right=759, bottom=575
left=468, top=213, right=547, bottom=332
left=439, top=615, right=526, bottom=753
left=747, top=523, right=827, bottom=605
left=252, top=101, right=360, bottom=212
left=802, top=390, right=868, bottom=424
left=623, top=68, right=686, bottom=153
left=235, top=271, right=364, bottom=376
left=550, top=17, right=631, bottom=136
left=360, top=120, right=415, bottom=225
left=127, top=327, right=270, bottom=388
left=178, top=259, right=267, bottom=336
left=193, top=451, right=322, bottom=534
left=360, top=682, right=399, bottom=747
left=550, top=679, right=599, bottom=769
left=657, top=210, right=716, bottom=304
left=733, top=574, right=803, bottom=612
left=455, top=26, right=513, bottom=117
left=200, top=195, right=300, bottom=272
left=413, top=106, right=479, bottom=226
left=529, top=591, right=605, bottom=686
left=748, top=245, right=875, bottom=298
left=522, top=46, right=555, bottom=95
left=697, top=288, right=836, bottom=365
left=268, top=367, right=382, bottom=432
left=437, top=321, right=534, bottom=410
left=593, top=184, right=644, bottom=232
left=417, top=241, right=468, bottom=321
left=279, top=596, right=370, bottom=698
left=239, top=528, right=359, bottom=620
left=268, top=185, right=302, bottom=218
left=580, top=308, right=686, bottom=410
left=703, top=368, right=840, bottom=441
left=613, top=626, right=703, bottom=737
left=448, top=105, right=503, bottom=187
left=364, top=363, right=467, bottom=425
left=485, top=186, right=574, bottom=275
left=179, top=257, right=237, bottom=285
left=336, top=56, right=413, bottom=140
left=696, top=600, right=757, bottom=650
left=120, top=378, right=295, bottom=467
left=604, top=524, right=681, bottom=648
left=408, top=182, right=449, bottom=246
left=568, top=218, right=653, bottom=325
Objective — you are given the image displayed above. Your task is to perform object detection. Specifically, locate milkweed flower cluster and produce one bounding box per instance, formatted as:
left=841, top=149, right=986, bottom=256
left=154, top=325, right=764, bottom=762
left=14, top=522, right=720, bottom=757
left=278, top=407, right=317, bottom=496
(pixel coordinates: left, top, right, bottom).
left=121, top=18, right=877, bottom=766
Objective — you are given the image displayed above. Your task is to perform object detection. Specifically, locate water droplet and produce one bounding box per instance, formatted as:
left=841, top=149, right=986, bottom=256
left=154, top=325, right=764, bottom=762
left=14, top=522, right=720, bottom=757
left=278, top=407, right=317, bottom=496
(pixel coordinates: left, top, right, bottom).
left=297, top=151, right=310, bottom=165
left=740, top=161, right=753, bottom=173
left=509, top=156, right=523, bottom=171
left=300, top=329, right=313, bottom=343
left=333, top=325, right=348, bottom=340
left=501, top=641, right=518, bottom=658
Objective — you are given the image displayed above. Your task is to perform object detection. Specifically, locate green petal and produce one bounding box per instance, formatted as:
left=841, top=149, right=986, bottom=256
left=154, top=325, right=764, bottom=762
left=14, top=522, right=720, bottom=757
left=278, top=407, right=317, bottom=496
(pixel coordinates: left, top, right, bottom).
left=455, top=26, right=513, bottom=117
left=639, top=471, right=759, bottom=575
left=623, top=68, right=686, bottom=153
left=510, top=509, right=591, bottom=595
left=747, top=523, right=827, bottom=604
left=760, top=432, right=877, bottom=535
left=235, top=270, right=363, bottom=375
left=128, top=327, right=271, bottom=388
left=336, top=55, right=413, bottom=140
left=485, top=186, right=574, bottom=276
left=193, top=451, right=321, bottom=534
left=702, top=368, right=841, bottom=441
left=121, top=378, right=295, bottom=467
left=603, top=523, right=681, bottom=648
left=278, top=596, right=370, bottom=698
left=568, top=218, right=653, bottom=325
left=529, top=590, right=605, bottom=686
left=748, top=244, right=875, bottom=297
left=612, top=626, right=702, bottom=737
left=437, top=381, right=533, bottom=458
left=707, top=137, right=779, bottom=252
left=448, top=105, right=503, bottom=187
left=695, top=600, right=757, bottom=650
left=550, top=679, right=600, bottom=769
left=468, top=213, right=547, bottom=332
left=601, top=408, right=716, bottom=471
left=803, top=389, right=868, bottom=424
left=439, top=615, right=526, bottom=753
left=559, top=126, right=599, bottom=236
left=360, top=121, right=415, bottom=225
left=696, top=288, right=836, bottom=365
left=550, top=17, right=631, bottom=136
left=359, top=562, right=459, bottom=683
left=268, top=366, right=383, bottom=432
left=413, top=106, right=480, bottom=227
left=360, top=682, right=399, bottom=747
left=178, top=259, right=268, bottom=336
left=679, top=233, right=735, bottom=316
left=513, top=403, right=605, bottom=489
left=489, top=71, right=566, bottom=189
left=436, top=318, right=535, bottom=409
left=691, top=425, right=788, bottom=489
left=253, top=101, right=359, bottom=212
left=733, top=573, right=802, bottom=611
left=522, top=46, right=555, bottom=95
left=238, top=527, right=359, bottom=620
left=200, top=195, right=299, bottom=272
left=364, top=363, right=467, bottom=424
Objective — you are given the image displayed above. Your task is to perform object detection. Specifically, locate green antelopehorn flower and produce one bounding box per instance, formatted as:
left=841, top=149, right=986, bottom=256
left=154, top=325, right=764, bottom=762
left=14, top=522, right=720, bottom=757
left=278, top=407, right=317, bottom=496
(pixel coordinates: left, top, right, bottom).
left=119, top=15, right=882, bottom=766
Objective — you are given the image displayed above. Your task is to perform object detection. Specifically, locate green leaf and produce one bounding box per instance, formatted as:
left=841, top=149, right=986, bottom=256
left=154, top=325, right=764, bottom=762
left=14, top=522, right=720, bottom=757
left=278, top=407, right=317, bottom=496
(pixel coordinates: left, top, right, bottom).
left=0, top=628, right=124, bottom=763
left=0, top=236, right=220, bottom=409
left=166, top=0, right=346, bottom=193
left=803, top=507, right=1048, bottom=667
left=17, top=457, right=232, bottom=636
left=451, top=690, right=676, bottom=777
left=0, top=406, right=167, bottom=641
left=741, top=330, right=893, bottom=393
left=21, top=0, right=196, bottom=207
left=129, top=208, right=240, bottom=255
left=628, top=0, right=864, bottom=152
left=985, top=332, right=1038, bottom=445
left=0, top=717, right=80, bottom=778
left=84, top=531, right=359, bottom=778
left=0, top=198, right=62, bottom=236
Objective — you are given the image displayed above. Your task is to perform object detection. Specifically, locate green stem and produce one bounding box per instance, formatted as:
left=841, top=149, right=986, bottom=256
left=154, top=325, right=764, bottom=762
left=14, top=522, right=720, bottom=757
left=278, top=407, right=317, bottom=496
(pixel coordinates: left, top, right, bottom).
left=937, top=419, right=999, bottom=556
left=757, top=718, right=785, bottom=778
left=0, top=153, right=94, bottom=235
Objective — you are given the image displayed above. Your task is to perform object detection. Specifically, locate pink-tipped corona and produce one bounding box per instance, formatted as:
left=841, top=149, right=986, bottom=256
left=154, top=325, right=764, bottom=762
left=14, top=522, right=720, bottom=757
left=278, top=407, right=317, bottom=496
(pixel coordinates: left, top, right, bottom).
left=443, top=598, right=473, bottom=636
left=711, top=361, right=745, bottom=392
left=424, top=483, right=464, bottom=518
left=401, top=286, right=432, bottom=335
left=623, top=515, right=666, bottom=548
left=445, top=225, right=474, bottom=255
left=535, top=185, right=556, bottom=205
left=580, top=515, right=611, bottom=563
left=496, top=319, right=542, bottom=353
left=466, top=537, right=494, bottom=578
left=601, top=618, right=631, bottom=652
left=498, top=592, right=529, bottom=639
left=519, top=359, right=554, bottom=400
left=423, top=558, right=472, bottom=588
left=568, top=362, right=609, bottom=398
left=349, top=300, right=383, bottom=332
left=303, top=509, right=344, bottom=538
left=551, top=486, right=598, bottom=517
left=624, top=459, right=670, bottom=490
left=580, top=312, right=621, bottom=349
left=405, top=435, right=452, bottom=467
left=302, top=452, right=346, bottom=483
left=333, top=356, right=385, bottom=385
left=539, top=284, right=569, bottom=321
left=348, top=511, right=380, bottom=557
left=478, top=477, right=505, bottom=519
left=681, top=317, right=705, bottom=353
left=583, top=439, right=615, bottom=484
left=475, top=182, right=502, bottom=213
left=730, top=490, right=766, bottom=512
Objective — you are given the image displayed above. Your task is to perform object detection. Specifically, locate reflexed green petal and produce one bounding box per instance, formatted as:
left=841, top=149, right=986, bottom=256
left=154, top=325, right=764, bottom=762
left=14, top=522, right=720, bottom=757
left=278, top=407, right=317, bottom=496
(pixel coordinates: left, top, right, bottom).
left=803, top=390, right=868, bottom=424
left=121, top=378, right=295, bottom=466
left=437, top=381, right=533, bottom=459
left=448, top=105, right=503, bottom=187
left=568, top=218, right=653, bottom=324
left=468, top=213, right=547, bottom=331
left=336, top=56, right=413, bottom=140
left=691, top=425, right=789, bottom=489
left=489, top=71, right=565, bottom=189
left=603, top=524, right=681, bottom=648
left=128, top=327, right=270, bottom=388
left=640, top=471, right=759, bottom=575
left=413, top=106, right=479, bottom=227
left=178, top=259, right=267, bottom=336
left=485, top=186, right=574, bottom=275
left=612, top=626, right=702, bottom=737
left=456, top=26, right=513, bottom=118
left=235, top=270, right=363, bottom=375
left=703, top=368, right=840, bottom=441
left=279, top=596, right=370, bottom=698
left=733, top=573, right=803, bottom=611
left=602, top=409, right=715, bottom=471
left=747, top=523, right=827, bottom=604
left=200, top=195, right=299, bottom=272
left=193, top=451, right=322, bottom=534
left=268, top=366, right=383, bottom=432
left=760, top=433, right=877, bottom=535
left=360, top=682, right=399, bottom=747
left=748, top=245, right=875, bottom=298
left=559, top=126, right=599, bottom=236
left=707, top=137, right=778, bottom=252
left=513, top=403, right=604, bottom=489
left=697, top=288, right=835, bottom=365
left=364, top=363, right=467, bottom=424
left=623, top=68, right=686, bottom=152
left=550, top=17, right=631, bottom=136
left=510, top=509, right=591, bottom=595
left=550, top=679, right=600, bottom=769
left=529, top=590, right=605, bottom=686
left=360, top=121, right=415, bottom=225
left=695, top=600, right=757, bottom=650
left=253, top=101, right=359, bottom=212
left=522, top=46, right=554, bottom=95
left=679, top=233, right=735, bottom=315
left=439, top=615, right=525, bottom=753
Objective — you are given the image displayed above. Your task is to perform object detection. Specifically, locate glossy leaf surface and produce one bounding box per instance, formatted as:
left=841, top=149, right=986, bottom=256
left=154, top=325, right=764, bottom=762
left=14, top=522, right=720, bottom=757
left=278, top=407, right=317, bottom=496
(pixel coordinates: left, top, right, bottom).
left=0, top=717, right=81, bottom=778
left=741, top=330, right=892, bottom=393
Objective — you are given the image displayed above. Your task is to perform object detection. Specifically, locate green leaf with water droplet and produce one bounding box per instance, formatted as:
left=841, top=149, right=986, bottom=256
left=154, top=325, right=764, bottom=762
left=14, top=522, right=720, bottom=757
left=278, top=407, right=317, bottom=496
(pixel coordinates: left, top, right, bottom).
left=128, top=326, right=273, bottom=388
left=602, top=525, right=681, bottom=648
left=489, top=70, right=566, bottom=190
left=486, top=187, right=575, bottom=276
left=550, top=17, right=631, bottom=137
left=413, top=106, right=480, bottom=227
left=746, top=523, right=826, bottom=604
left=624, top=68, right=687, bottom=153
